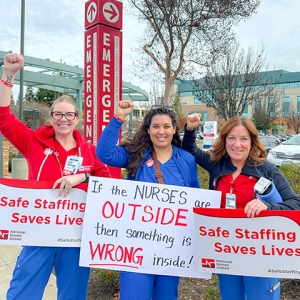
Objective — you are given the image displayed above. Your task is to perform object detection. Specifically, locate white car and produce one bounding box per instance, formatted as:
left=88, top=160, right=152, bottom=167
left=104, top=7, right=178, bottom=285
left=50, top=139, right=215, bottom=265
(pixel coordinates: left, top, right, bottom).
left=267, top=134, right=300, bottom=166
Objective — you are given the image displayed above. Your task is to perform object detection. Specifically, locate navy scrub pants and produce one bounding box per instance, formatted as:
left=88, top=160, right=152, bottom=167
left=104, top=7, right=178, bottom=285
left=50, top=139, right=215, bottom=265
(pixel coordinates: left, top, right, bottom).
left=6, top=246, right=90, bottom=300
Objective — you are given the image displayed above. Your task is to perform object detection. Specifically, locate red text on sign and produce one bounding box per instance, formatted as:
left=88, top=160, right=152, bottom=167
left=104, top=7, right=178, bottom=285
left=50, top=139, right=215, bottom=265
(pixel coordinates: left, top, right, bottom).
left=1, top=196, right=29, bottom=208
left=199, top=226, right=230, bottom=238
left=11, top=212, right=50, bottom=224
left=55, top=215, right=83, bottom=226
left=101, top=201, right=188, bottom=227
left=89, top=241, right=143, bottom=265
left=214, top=242, right=257, bottom=255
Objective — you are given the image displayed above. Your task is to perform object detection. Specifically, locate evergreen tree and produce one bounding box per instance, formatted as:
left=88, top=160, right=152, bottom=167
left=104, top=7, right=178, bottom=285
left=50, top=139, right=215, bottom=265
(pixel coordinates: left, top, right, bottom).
left=25, top=86, right=36, bottom=101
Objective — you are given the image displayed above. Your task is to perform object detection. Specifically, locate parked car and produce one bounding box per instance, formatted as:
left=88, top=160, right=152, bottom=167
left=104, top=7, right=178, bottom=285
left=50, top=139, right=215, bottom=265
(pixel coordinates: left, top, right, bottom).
left=272, top=134, right=285, bottom=142
left=284, top=134, right=295, bottom=140
left=267, top=134, right=300, bottom=166
left=259, top=136, right=281, bottom=153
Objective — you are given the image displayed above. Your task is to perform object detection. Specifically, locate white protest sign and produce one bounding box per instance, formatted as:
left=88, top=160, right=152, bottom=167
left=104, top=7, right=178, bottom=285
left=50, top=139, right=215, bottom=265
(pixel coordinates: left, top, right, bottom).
left=0, top=178, right=87, bottom=246
left=203, top=121, right=217, bottom=148
left=193, top=208, right=300, bottom=279
left=79, top=176, right=221, bottom=278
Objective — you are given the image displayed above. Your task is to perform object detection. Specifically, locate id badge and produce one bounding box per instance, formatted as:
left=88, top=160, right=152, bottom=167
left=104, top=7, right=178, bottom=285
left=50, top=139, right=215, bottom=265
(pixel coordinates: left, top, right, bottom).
left=225, top=193, right=236, bottom=209
left=63, top=156, right=83, bottom=175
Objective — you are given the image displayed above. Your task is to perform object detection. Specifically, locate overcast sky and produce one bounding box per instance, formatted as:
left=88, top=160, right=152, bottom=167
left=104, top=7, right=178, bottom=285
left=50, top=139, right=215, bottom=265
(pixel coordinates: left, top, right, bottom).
left=0, top=0, right=299, bottom=94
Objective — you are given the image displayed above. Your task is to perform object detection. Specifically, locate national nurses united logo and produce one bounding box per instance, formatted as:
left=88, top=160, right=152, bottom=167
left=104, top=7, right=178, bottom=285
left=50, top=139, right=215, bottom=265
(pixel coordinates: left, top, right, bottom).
left=201, top=258, right=216, bottom=268
left=0, top=230, right=9, bottom=240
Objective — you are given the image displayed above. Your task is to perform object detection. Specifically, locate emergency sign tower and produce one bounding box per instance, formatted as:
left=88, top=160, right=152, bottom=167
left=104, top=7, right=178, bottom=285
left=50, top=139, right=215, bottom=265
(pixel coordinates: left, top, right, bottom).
left=84, top=0, right=122, bottom=178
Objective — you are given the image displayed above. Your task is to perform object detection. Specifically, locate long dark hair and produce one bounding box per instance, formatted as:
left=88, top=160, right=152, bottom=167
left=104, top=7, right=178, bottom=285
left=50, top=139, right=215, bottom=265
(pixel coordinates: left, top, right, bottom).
left=121, top=107, right=181, bottom=177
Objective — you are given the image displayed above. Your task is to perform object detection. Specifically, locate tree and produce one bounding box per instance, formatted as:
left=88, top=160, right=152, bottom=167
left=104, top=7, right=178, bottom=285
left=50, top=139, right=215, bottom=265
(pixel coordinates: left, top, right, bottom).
left=193, top=41, right=282, bottom=121
left=173, top=93, right=183, bottom=122
left=148, top=81, right=164, bottom=106
left=287, top=102, right=300, bottom=134
left=25, top=86, right=36, bottom=101
left=34, top=88, right=63, bottom=106
left=11, top=100, right=50, bottom=129
left=251, top=92, right=283, bottom=134
left=129, top=0, right=260, bottom=105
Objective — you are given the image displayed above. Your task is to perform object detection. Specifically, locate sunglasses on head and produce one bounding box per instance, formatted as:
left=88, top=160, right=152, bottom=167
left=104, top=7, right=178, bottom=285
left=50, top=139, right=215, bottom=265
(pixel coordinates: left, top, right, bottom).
left=151, top=105, right=174, bottom=111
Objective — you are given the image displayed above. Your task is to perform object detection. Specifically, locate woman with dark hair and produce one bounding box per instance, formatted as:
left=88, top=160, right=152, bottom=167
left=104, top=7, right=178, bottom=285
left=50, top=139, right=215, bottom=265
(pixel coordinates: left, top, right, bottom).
left=96, top=100, right=200, bottom=300
left=183, top=113, right=300, bottom=300
left=0, top=53, right=111, bottom=300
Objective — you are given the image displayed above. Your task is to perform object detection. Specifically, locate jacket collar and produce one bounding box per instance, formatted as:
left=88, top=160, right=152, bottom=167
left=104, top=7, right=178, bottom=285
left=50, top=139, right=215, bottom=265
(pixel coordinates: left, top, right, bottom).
left=35, top=124, right=84, bottom=150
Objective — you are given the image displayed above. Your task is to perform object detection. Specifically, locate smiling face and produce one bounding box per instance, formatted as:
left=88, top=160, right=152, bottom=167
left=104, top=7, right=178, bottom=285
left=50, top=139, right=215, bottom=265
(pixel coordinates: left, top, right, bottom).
left=147, top=114, right=175, bottom=150
left=225, top=125, right=252, bottom=165
left=50, top=101, right=79, bottom=137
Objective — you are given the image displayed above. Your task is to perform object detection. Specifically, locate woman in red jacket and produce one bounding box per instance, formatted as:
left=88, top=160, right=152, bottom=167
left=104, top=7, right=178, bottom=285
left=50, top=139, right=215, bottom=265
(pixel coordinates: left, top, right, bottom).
left=0, top=53, right=111, bottom=300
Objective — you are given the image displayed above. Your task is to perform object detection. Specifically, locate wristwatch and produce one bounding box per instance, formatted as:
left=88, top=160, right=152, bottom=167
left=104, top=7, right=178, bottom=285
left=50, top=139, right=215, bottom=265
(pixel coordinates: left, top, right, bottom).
left=83, top=173, right=90, bottom=183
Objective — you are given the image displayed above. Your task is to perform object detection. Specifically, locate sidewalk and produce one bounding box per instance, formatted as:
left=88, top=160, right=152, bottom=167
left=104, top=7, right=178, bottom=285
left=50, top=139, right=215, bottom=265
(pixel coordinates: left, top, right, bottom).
left=0, top=244, right=57, bottom=300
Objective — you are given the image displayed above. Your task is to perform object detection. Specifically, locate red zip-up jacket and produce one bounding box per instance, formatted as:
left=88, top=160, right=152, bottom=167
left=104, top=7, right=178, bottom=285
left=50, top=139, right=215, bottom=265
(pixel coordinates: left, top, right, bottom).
left=0, top=106, right=111, bottom=180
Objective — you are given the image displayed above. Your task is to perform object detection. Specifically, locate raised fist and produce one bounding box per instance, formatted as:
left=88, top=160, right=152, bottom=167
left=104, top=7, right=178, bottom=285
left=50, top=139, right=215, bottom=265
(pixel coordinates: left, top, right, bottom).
left=115, top=100, right=134, bottom=120
left=4, top=53, right=24, bottom=75
left=186, top=113, right=201, bottom=131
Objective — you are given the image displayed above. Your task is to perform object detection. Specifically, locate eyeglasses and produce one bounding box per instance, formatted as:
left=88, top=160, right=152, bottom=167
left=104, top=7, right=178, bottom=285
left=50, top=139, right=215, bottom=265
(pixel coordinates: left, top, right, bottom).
left=151, top=105, right=173, bottom=111
left=51, top=111, right=77, bottom=121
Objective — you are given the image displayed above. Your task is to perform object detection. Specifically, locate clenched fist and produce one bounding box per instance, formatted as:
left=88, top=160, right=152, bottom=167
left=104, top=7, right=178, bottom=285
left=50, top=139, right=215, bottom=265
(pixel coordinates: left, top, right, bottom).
left=4, top=53, right=24, bottom=76
left=186, top=113, right=201, bottom=131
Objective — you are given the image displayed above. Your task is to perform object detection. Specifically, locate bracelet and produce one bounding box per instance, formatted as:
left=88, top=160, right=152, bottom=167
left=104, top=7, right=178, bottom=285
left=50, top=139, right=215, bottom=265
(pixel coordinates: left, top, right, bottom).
left=0, top=78, right=13, bottom=88
left=113, top=114, right=124, bottom=122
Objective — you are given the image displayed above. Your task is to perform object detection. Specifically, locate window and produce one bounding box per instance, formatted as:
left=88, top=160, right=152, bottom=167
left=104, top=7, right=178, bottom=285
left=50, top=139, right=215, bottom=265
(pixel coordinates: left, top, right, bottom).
left=297, top=96, right=300, bottom=117
left=194, top=98, right=205, bottom=104
left=133, top=109, right=139, bottom=117
left=242, top=104, right=248, bottom=117
left=179, top=91, right=193, bottom=97
left=194, top=90, right=212, bottom=105
left=255, top=99, right=262, bottom=109
left=282, top=97, right=290, bottom=117
left=268, top=98, right=275, bottom=117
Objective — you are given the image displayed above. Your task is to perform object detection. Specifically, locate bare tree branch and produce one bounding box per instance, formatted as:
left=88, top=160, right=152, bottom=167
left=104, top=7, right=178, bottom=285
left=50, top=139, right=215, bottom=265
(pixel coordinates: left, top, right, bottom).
left=129, top=0, right=261, bottom=105
left=287, top=102, right=300, bottom=134
left=251, top=90, right=284, bottom=134
left=193, top=41, right=282, bottom=121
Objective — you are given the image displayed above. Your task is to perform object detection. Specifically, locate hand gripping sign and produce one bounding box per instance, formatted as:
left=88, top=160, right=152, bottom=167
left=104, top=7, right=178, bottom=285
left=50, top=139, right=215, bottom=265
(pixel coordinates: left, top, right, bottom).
left=79, top=176, right=221, bottom=279
left=0, top=178, right=87, bottom=247
left=193, top=208, right=300, bottom=279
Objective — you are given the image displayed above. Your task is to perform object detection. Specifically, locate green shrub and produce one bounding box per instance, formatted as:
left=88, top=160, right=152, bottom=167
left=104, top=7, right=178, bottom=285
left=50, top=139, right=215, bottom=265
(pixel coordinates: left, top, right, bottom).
left=197, top=166, right=210, bottom=189
left=94, top=268, right=119, bottom=290
left=203, top=274, right=221, bottom=300
left=278, top=163, right=300, bottom=195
